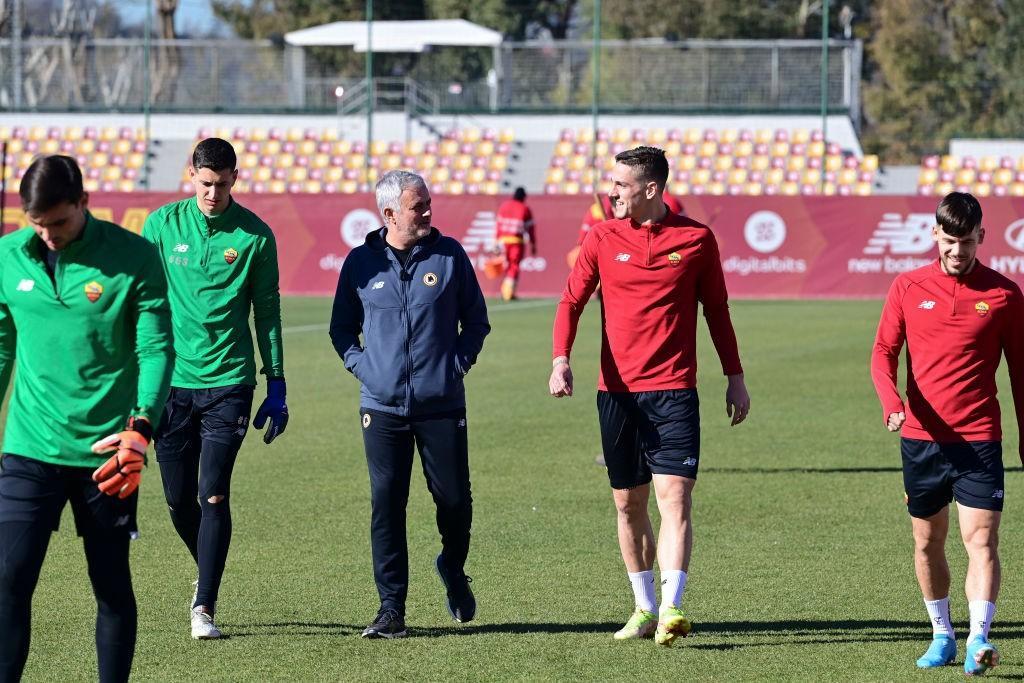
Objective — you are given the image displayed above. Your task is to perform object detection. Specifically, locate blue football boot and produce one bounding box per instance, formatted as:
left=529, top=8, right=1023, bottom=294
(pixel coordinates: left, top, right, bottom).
left=916, top=636, right=956, bottom=668
left=964, top=636, right=999, bottom=676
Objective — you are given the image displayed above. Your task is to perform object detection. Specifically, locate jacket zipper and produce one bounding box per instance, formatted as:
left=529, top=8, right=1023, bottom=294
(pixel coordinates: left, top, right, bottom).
left=951, top=278, right=958, bottom=317
left=395, top=254, right=415, bottom=413
left=646, top=226, right=653, bottom=267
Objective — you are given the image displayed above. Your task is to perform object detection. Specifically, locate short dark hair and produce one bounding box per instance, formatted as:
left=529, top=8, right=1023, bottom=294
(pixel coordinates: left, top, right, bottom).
left=513, top=187, right=526, bottom=201
left=614, top=146, right=669, bottom=191
left=20, top=155, right=84, bottom=214
left=936, top=192, right=982, bottom=238
left=192, top=137, right=237, bottom=172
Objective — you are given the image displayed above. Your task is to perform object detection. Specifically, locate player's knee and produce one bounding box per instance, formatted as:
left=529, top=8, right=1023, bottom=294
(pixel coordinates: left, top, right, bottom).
left=207, top=495, right=225, bottom=505
left=964, top=525, right=999, bottom=554
left=614, top=495, right=646, bottom=518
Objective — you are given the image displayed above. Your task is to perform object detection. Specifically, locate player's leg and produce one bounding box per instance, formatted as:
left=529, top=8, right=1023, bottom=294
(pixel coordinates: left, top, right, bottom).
left=70, top=464, right=140, bottom=683
left=190, top=385, right=253, bottom=639
left=641, top=389, right=700, bottom=646
left=414, top=410, right=475, bottom=623
left=950, top=441, right=1004, bottom=675
left=155, top=388, right=202, bottom=563
left=502, top=244, right=523, bottom=301
left=361, top=410, right=414, bottom=638
left=596, top=391, right=657, bottom=639
left=901, top=438, right=957, bottom=668
left=0, top=455, right=66, bottom=680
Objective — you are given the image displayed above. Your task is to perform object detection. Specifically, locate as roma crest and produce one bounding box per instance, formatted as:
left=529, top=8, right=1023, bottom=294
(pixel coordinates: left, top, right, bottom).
left=667, top=252, right=682, bottom=267
left=84, top=281, right=103, bottom=303
left=224, top=248, right=238, bottom=265
left=976, top=301, right=990, bottom=318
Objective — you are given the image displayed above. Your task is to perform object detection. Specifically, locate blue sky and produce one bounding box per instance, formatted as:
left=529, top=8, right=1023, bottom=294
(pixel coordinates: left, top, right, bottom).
left=115, top=0, right=230, bottom=36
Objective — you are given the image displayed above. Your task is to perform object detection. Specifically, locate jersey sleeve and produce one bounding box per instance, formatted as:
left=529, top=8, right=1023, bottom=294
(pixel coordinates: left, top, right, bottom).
left=696, top=232, right=743, bottom=376
left=0, top=257, right=15, bottom=399
left=553, top=226, right=601, bottom=360
left=870, top=277, right=908, bottom=424
left=251, top=231, right=284, bottom=379
left=131, top=242, right=174, bottom=425
left=1001, top=285, right=1024, bottom=464
left=329, top=254, right=366, bottom=374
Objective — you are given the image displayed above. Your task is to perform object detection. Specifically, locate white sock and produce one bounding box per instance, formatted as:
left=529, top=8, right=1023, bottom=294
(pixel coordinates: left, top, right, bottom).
left=659, top=569, right=688, bottom=611
left=968, top=600, right=996, bottom=641
left=627, top=570, right=656, bottom=612
left=924, top=597, right=954, bottom=638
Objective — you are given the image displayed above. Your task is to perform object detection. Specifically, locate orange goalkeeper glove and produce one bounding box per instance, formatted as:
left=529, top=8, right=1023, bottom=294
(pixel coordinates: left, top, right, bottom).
left=90, top=417, right=153, bottom=499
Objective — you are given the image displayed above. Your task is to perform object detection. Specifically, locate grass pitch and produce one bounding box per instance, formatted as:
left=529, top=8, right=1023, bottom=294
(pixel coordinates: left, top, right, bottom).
left=17, top=297, right=1024, bottom=681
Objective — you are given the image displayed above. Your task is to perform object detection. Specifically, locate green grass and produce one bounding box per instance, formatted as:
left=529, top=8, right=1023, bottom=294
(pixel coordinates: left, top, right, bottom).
left=16, top=297, right=1024, bottom=681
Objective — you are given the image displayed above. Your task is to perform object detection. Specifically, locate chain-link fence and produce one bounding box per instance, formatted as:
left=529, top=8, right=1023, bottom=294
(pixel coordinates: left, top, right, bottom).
left=0, top=37, right=860, bottom=123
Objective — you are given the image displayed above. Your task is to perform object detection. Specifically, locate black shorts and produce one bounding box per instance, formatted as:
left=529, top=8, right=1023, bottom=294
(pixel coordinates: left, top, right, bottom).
left=597, top=389, right=700, bottom=489
left=0, top=453, right=138, bottom=537
left=154, top=384, right=255, bottom=454
left=901, top=438, right=1004, bottom=518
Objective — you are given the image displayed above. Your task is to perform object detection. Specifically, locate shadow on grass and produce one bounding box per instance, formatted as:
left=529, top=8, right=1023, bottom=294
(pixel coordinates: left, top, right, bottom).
left=703, top=467, right=902, bottom=474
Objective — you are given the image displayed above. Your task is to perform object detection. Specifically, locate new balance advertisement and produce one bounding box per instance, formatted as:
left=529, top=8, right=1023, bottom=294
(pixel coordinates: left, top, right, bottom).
left=6, top=193, right=1024, bottom=298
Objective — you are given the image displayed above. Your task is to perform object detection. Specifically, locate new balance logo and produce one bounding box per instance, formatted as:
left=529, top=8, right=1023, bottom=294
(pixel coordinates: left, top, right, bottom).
left=918, top=300, right=936, bottom=310
left=993, top=490, right=1004, bottom=499
left=614, top=253, right=631, bottom=262
left=863, top=213, right=934, bottom=255
left=173, top=243, right=190, bottom=253
left=16, top=279, right=34, bottom=292
left=371, top=281, right=385, bottom=290
left=114, top=515, right=130, bottom=527
left=682, top=457, right=697, bottom=466
left=458, top=418, right=467, bottom=427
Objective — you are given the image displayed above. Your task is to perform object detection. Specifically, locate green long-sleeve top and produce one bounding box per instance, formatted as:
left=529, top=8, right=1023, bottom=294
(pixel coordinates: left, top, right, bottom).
left=142, top=197, right=284, bottom=388
left=0, top=213, right=173, bottom=467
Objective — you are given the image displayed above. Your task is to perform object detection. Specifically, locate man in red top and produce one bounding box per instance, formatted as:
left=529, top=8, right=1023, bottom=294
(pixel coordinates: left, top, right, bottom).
left=548, top=146, right=750, bottom=646
left=494, top=187, right=536, bottom=301
left=576, top=192, right=682, bottom=248
left=871, top=192, right=1024, bottom=675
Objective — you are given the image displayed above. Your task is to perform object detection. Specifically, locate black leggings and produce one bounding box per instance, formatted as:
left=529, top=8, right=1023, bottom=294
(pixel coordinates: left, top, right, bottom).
left=0, top=522, right=136, bottom=683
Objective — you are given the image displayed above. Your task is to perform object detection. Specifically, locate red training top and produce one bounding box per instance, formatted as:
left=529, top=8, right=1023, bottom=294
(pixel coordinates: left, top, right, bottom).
left=871, top=261, right=1024, bottom=449
left=495, top=199, right=536, bottom=247
left=554, top=211, right=742, bottom=392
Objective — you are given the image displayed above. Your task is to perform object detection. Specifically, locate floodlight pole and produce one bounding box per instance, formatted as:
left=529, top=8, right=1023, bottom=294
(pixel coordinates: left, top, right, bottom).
left=11, top=0, right=21, bottom=110
left=143, top=0, right=153, bottom=190
left=365, top=0, right=373, bottom=181
left=820, top=0, right=829, bottom=194
left=590, top=0, right=601, bottom=179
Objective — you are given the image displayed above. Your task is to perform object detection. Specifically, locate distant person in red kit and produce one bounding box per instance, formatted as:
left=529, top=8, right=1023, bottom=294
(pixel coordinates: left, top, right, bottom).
left=494, top=187, right=536, bottom=301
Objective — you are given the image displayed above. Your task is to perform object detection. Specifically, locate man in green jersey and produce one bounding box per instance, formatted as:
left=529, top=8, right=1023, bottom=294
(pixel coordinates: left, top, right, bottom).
left=0, top=155, right=173, bottom=682
left=143, top=137, right=287, bottom=640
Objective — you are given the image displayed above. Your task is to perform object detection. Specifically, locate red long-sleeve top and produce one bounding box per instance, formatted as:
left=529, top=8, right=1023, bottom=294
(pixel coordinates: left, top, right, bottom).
left=495, top=199, right=536, bottom=247
left=871, top=261, right=1024, bottom=452
left=553, top=212, right=742, bottom=392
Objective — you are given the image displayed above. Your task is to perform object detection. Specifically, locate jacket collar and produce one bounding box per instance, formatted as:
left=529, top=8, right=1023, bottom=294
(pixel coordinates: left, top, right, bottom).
left=187, top=195, right=241, bottom=233
left=24, top=209, right=98, bottom=259
left=366, top=226, right=442, bottom=254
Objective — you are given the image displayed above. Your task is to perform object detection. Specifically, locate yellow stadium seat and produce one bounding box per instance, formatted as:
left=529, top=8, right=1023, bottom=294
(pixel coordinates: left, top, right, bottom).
left=994, top=169, right=1012, bottom=186
left=264, top=140, right=282, bottom=156
left=346, top=156, right=365, bottom=169
left=728, top=169, right=747, bottom=185
left=277, top=153, right=294, bottom=168
left=28, top=126, right=46, bottom=141
left=861, top=155, right=879, bottom=171
left=334, top=140, right=352, bottom=155
left=745, top=182, right=763, bottom=195
left=40, top=140, right=59, bottom=154
left=823, top=182, right=837, bottom=196
left=478, top=141, right=496, bottom=157
left=699, top=141, right=717, bottom=158
left=735, top=141, right=753, bottom=157
left=255, top=167, right=272, bottom=182
left=803, top=169, right=821, bottom=186
left=298, top=140, right=316, bottom=156
left=855, top=182, right=872, bottom=196
left=92, top=153, right=109, bottom=167
left=771, top=142, right=790, bottom=157
left=781, top=181, right=800, bottom=195
left=490, top=156, right=508, bottom=171
left=1011, top=182, right=1024, bottom=197
left=979, top=157, right=998, bottom=172
left=440, top=140, right=458, bottom=156
left=455, top=155, right=472, bottom=171
left=792, top=128, right=810, bottom=144
left=650, top=129, right=667, bottom=144
left=807, top=141, right=825, bottom=157
left=581, top=169, right=595, bottom=184
left=546, top=168, right=566, bottom=184
left=405, top=141, right=424, bottom=155
left=6, top=138, right=23, bottom=153
left=936, top=182, right=954, bottom=196
left=341, top=180, right=359, bottom=193
left=683, top=128, right=701, bottom=144
left=825, top=156, right=842, bottom=172
left=371, top=141, right=388, bottom=156
left=380, top=154, right=400, bottom=170
left=419, top=155, right=437, bottom=170
left=269, top=180, right=286, bottom=193
left=118, top=180, right=135, bottom=192
left=678, top=155, right=697, bottom=171
left=286, top=128, right=303, bottom=142
left=84, top=179, right=100, bottom=192
left=839, top=169, right=858, bottom=185
left=708, top=182, right=726, bottom=195
left=612, top=128, right=630, bottom=144
left=66, top=126, right=83, bottom=141
left=751, top=156, right=770, bottom=172
left=955, top=169, right=976, bottom=185
left=918, top=168, right=939, bottom=184
left=940, top=155, right=959, bottom=172
left=431, top=168, right=451, bottom=183
left=468, top=168, right=486, bottom=184
left=670, top=182, right=689, bottom=195
left=754, top=129, right=773, bottom=144
left=250, top=128, right=268, bottom=141
left=568, top=155, right=587, bottom=171
left=692, top=169, right=712, bottom=185
left=714, top=156, right=733, bottom=171
left=498, top=128, right=515, bottom=144
left=213, top=127, right=231, bottom=141
left=787, top=156, right=806, bottom=171
left=462, top=128, right=481, bottom=143
left=325, top=167, right=343, bottom=182
left=974, top=182, right=992, bottom=197
left=304, top=180, right=323, bottom=193
left=102, top=167, right=121, bottom=181
left=447, top=181, right=465, bottom=194
left=288, top=167, right=308, bottom=182
left=564, top=181, right=581, bottom=194
left=240, top=153, right=258, bottom=169
left=484, top=181, right=500, bottom=194
left=664, top=141, right=682, bottom=156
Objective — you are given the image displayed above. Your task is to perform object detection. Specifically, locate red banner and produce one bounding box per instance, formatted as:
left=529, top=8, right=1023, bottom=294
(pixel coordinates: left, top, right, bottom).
left=7, top=193, right=1024, bottom=298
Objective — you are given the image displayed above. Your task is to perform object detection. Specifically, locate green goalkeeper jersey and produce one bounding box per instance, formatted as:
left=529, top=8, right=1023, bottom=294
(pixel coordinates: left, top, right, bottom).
left=0, top=213, right=173, bottom=467
left=142, top=197, right=284, bottom=388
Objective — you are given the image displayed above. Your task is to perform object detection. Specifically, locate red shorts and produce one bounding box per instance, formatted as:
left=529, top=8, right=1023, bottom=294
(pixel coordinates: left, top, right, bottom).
left=504, top=243, right=524, bottom=279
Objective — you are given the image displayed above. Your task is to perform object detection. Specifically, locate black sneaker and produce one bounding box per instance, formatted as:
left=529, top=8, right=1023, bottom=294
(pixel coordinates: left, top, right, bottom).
left=361, top=608, right=407, bottom=639
left=434, top=553, right=476, bottom=623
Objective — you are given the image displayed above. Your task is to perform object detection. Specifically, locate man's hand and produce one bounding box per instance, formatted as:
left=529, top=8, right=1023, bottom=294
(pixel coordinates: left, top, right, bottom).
left=726, top=374, right=750, bottom=426
left=254, top=377, right=289, bottom=444
left=886, top=411, right=906, bottom=432
left=91, top=416, right=152, bottom=499
left=549, top=357, right=573, bottom=397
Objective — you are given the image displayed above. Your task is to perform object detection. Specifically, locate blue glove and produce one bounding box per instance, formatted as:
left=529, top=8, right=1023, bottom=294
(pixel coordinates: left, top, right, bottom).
left=254, top=378, right=288, bottom=444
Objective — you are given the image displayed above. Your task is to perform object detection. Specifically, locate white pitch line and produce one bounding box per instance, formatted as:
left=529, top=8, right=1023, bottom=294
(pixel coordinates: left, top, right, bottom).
left=281, top=298, right=556, bottom=334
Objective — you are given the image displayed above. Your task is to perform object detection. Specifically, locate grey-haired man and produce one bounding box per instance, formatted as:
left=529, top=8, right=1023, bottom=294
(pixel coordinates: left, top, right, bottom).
left=330, top=170, right=490, bottom=638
